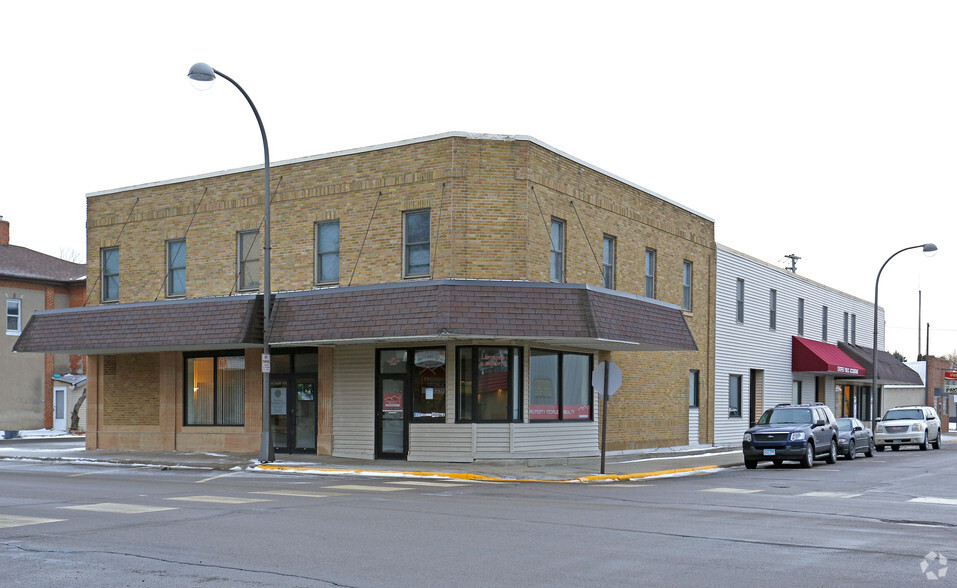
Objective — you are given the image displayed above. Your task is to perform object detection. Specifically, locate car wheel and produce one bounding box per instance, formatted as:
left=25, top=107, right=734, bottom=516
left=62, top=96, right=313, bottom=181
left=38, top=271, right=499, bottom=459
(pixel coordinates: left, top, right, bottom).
left=825, top=439, right=838, bottom=464
left=846, top=439, right=856, bottom=460
left=744, top=459, right=758, bottom=470
left=891, top=445, right=901, bottom=451
left=800, top=442, right=814, bottom=468
left=919, top=432, right=929, bottom=451
left=932, top=431, right=942, bottom=450
left=864, top=438, right=875, bottom=458
left=876, top=444, right=885, bottom=452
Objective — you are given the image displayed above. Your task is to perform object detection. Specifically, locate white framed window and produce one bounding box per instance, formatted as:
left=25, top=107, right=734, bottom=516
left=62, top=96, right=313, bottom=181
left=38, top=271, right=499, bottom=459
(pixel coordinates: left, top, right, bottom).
left=644, top=249, right=656, bottom=298
left=6, top=298, right=21, bottom=335
left=682, top=260, right=693, bottom=311
left=769, top=289, right=777, bottom=330
left=797, top=298, right=805, bottom=336
left=729, top=374, right=742, bottom=418
left=101, top=247, right=119, bottom=302
left=238, top=230, right=260, bottom=291
left=602, top=235, right=615, bottom=289
left=550, top=218, right=565, bottom=283
left=851, top=314, right=856, bottom=344
left=315, top=220, right=340, bottom=284
left=735, top=278, right=745, bottom=323
left=843, top=311, right=849, bottom=343
left=166, top=239, right=186, bottom=297
left=822, top=306, right=828, bottom=342
left=403, top=209, right=431, bottom=278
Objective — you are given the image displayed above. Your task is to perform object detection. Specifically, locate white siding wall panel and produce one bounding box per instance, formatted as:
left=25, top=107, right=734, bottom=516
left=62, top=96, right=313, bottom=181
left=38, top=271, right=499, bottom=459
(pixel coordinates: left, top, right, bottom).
left=408, top=424, right=473, bottom=462
left=508, top=422, right=598, bottom=457
left=715, top=245, right=882, bottom=445
left=332, top=346, right=375, bottom=459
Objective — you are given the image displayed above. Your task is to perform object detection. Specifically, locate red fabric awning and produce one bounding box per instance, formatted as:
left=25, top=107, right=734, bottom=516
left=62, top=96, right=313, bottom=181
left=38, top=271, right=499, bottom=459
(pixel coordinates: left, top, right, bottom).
left=792, top=336, right=866, bottom=376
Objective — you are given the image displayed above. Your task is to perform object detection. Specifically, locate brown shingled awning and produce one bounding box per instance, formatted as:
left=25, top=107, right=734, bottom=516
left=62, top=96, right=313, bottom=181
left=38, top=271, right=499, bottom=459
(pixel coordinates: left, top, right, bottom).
left=269, top=280, right=698, bottom=352
left=13, top=295, right=263, bottom=355
left=838, top=342, right=924, bottom=386
left=13, top=281, right=697, bottom=355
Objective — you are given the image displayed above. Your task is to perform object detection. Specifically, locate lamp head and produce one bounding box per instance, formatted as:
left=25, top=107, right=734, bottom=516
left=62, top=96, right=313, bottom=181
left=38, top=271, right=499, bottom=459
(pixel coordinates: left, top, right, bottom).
left=188, top=62, right=216, bottom=91
left=923, top=243, right=938, bottom=257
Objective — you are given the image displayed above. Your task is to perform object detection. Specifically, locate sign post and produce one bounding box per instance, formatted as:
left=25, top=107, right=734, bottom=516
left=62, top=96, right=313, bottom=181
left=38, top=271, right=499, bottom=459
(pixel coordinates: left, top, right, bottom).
left=592, top=361, right=622, bottom=474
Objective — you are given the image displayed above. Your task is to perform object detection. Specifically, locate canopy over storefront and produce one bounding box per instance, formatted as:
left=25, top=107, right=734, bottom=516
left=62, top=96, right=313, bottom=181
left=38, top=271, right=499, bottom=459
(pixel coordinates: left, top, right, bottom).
left=14, top=280, right=698, bottom=355
left=792, top=336, right=865, bottom=376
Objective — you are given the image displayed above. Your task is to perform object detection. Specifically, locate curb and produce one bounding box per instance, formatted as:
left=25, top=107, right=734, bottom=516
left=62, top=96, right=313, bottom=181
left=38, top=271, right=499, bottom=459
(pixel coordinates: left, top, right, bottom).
left=252, top=463, right=723, bottom=483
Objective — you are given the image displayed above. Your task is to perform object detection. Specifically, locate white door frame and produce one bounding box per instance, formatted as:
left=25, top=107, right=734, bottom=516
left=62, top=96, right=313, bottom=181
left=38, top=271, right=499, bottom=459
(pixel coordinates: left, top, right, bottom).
left=53, top=386, right=68, bottom=431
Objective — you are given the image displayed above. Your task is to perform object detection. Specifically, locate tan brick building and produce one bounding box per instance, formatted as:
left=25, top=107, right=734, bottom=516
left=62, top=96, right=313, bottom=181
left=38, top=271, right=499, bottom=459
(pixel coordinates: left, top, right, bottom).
left=16, top=133, right=715, bottom=460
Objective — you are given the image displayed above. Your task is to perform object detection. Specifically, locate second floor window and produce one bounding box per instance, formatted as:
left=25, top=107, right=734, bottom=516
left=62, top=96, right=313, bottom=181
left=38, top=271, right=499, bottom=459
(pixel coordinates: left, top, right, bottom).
left=682, top=260, right=693, bottom=311
left=166, top=239, right=186, bottom=297
left=844, top=312, right=849, bottom=342
left=822, top=306, right=829, bottom=342
left=735, top=278, right=745, bottom=323
left=550, top=218, right=565, bottom=283
left=315, top=220, right=340, bottom=284
left=404, top=209, right=430, bottom=278
left=769, top=289, right=777, bottom=330
left=6, top=298, right=21, bottom=335
left=851, top=314, right=856, bottom=344
left=602, top=235, right=615, bottom=289
left=102, top=247, right=119, bottom=302
left=238, top=230, right=260, bottom=291
left=644, top=248, right=656, bottom=298
left=798, top=298, right=805, bottom=336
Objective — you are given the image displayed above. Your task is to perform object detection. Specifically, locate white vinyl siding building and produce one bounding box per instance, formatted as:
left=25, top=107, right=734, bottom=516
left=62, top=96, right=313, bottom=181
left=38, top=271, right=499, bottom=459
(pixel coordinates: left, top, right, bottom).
left=714, top=245, right=883, bottom=444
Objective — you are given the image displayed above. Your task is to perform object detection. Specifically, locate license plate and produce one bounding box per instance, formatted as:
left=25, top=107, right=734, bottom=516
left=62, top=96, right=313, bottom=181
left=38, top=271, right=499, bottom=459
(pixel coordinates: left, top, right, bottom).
left=763, top=449, right=776, bottom=456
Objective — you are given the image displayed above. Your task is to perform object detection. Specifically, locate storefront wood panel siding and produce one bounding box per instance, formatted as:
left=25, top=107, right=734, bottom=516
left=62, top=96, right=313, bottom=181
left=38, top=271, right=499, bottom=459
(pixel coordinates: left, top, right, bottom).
left=332, top=346, right=375, bottom=459
left=408, top=424, right=474, bottom=462
left=509, top=423, right=598, bottom=456
left=714, top=245, right=883, bottom=444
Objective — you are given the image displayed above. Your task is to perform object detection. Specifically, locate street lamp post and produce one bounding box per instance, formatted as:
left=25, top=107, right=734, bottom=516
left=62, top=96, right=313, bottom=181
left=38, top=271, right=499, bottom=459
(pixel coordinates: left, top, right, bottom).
left=188, top=63, right=274, bottom=462
left=871, top=243, right=937, bottom=429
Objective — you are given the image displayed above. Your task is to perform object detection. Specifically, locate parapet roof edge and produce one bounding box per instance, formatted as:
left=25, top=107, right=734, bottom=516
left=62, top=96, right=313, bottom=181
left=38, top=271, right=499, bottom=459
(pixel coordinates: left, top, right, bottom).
left=717, top=243, right=875, bottom=308
left=85, top=131, right=713, bottom=222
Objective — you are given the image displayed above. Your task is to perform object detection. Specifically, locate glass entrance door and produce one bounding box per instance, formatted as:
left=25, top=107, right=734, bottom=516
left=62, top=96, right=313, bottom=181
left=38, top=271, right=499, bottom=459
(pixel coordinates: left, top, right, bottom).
left=270, top=375, right=318, bottom=454
left=377, top=349, right=409, bottom=459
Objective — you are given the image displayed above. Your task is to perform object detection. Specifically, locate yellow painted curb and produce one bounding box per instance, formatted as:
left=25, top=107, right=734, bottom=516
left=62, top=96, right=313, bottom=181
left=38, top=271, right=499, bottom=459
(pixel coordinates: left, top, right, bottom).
left=253, top=463, right=719, bottom=483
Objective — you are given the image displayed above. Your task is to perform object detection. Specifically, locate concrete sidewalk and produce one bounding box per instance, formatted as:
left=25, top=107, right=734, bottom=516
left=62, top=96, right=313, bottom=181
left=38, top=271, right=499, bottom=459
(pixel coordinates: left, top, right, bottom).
left=0, top=436, right=743, bottom=482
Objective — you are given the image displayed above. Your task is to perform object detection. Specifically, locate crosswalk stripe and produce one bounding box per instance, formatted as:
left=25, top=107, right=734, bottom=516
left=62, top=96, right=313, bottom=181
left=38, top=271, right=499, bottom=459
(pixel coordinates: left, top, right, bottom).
left=386, top=481, right=469, bottom=487
left=0, top=514, right=64, bottom=529
left=701, top=487, right=762, bottom=494
left=165, top=495, right=272, bottom=504
left=252, top=490, right=339, bottom=498
left=800, top=491, right=862, bottom=499
left=60, top=503, right=177, bottom=514
left=909, top=497, right=957, bottom=506
left=324, top=484, right=409, bottom=492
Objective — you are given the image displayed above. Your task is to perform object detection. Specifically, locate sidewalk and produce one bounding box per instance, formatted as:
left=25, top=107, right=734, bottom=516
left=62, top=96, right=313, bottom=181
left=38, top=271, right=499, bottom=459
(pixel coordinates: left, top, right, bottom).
left=0, top=434, right=743, bottom=483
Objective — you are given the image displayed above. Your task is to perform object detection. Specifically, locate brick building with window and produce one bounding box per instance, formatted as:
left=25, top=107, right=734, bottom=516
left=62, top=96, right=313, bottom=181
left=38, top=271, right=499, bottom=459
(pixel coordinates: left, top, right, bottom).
left=15, top=133, right=715, bottom=460
left=1, top=217, right=86, bottom=434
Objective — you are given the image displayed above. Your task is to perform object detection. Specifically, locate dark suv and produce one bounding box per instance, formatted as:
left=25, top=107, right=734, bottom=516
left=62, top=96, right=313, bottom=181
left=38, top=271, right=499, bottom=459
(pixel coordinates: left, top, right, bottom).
left=742, top=403, right=840, bottom=469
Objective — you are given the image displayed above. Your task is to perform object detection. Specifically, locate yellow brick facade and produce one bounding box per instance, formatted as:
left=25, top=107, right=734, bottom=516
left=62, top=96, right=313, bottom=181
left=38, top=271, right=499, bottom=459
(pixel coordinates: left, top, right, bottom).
left=85, top=133, right=715, bottom=452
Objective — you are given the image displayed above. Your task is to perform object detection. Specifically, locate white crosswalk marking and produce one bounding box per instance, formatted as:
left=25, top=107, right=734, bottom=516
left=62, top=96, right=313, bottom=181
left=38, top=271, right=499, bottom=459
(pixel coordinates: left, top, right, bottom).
left=324, top=484, right=409, bottom=492
left=0, top=514, right=64, bottom=529
left=252, top=490, right=339, bottom=498
left=166, top=496, right=272, bottom=504
left=701, top=487, right=762, bottom=494
left=386, top=481, right=470, bottom=487
left=909, top=497, right=957, bottom=506
left=60, top=503, right=177, bottom=514
left=800, top=491, right=862, bottom=499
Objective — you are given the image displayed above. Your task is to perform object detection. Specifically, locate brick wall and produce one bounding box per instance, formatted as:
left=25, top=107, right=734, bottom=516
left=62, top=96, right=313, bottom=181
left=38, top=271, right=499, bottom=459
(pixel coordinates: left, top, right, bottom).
left=102, top=353, right=160, bottom=426
left=86, top=134, right=717, bottom=450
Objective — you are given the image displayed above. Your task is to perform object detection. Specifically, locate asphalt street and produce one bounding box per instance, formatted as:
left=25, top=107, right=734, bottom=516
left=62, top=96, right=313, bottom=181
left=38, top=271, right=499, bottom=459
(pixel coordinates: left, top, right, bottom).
left=1, top=439, right=955, bottom=586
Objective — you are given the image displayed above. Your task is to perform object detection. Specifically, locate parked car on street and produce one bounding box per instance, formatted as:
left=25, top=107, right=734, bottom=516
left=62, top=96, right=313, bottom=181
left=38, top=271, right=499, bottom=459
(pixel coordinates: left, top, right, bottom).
left=836, top=417, right=874, bottom=460
left=875, top=405, right=942, bottom=451
left=742, top=403, right=839, bottom=469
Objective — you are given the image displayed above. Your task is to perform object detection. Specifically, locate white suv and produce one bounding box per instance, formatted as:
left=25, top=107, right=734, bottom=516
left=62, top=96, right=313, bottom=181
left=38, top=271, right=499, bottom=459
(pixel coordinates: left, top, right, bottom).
left=875, top=405, right=942, bottom=451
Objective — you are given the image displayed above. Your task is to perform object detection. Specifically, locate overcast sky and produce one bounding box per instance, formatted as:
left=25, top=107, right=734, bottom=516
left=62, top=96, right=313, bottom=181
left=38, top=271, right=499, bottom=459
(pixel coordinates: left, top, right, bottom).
left=3, top=1, right=954, bottom=360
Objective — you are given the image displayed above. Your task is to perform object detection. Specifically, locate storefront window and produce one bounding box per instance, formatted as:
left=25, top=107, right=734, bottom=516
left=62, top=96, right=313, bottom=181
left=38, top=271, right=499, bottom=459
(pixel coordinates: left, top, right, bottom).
left=456, top=346, right=522, bottom=422
left=185, top=352, right=245, bottom=426
left=530, top=349, right=593, bottom=421
left=412, top=350, right=446, bottom=422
